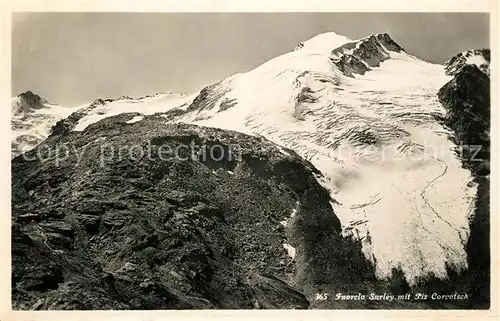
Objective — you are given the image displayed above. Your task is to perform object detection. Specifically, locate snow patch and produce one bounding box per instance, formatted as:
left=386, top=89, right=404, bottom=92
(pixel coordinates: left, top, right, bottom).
left=466, top=54, right=488, bottom=69
left=126, top=115, right=144, bottom=124
left=283, top=243, right=296, bottom=259
left=280, top=206, right=298, bottom=228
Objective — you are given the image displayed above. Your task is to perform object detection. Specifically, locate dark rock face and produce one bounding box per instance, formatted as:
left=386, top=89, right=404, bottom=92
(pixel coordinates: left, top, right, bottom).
left=352, top=36, right=387, bottom=68
left=12, top=114, right=371, bottom=309
left=186, top=81, right=231, bottom=114
left=438, top=64, right=490, bottom=175
left=13, top=112, right=477, bottom=309
left=374, top=33, right=405, bottom=52
left=218, top=98, right=238, bottom=113
left=294, top=42, right=304, bottom=51
left=438, top=61, right=490, bottom=309
left=17, top=91, right=47, bottom=111
left=331, top=33, right=404, bottom=77
left=11, top=91, right=49, bottom=126
left=332, top=54, right=370, bottom=77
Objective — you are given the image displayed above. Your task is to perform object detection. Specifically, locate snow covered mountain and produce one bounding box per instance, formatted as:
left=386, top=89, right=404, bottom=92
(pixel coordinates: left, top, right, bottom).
left=11, top=91, right=82, bottom=157
left=148, top=32, right=477, bottom=284
left=11, top=32, right=488, bottom=289
left=10, top=92, right=194, bottom=158
left=444, top=49, right=490, bottom=76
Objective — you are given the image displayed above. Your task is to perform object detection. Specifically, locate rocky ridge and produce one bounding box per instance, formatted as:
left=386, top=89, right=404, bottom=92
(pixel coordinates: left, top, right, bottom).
left=329, top=33, right=406, bottom=77
left=444, top=49, right=490, bottom=77
left=12, top=114, right=377, bottom=309
left=438, top=58, right=491, bottom=308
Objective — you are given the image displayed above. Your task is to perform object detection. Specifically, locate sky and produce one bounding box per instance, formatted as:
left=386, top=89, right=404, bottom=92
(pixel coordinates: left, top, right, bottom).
left=12, top=12, right=490, bottom=106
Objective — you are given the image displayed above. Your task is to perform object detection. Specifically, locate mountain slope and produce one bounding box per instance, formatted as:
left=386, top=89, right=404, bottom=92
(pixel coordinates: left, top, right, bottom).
left=12, top=114, right=369, bottom=309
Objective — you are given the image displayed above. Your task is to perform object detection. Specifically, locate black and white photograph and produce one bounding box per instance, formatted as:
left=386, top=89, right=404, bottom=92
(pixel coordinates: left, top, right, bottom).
left=5, top=3, right=496, bottom=315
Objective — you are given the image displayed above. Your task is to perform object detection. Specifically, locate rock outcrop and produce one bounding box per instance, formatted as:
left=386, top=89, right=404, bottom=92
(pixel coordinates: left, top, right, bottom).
left=330, top=33, right=405, bottom=77
left=438, top=58, right=491, bottom=309
left=438, top=64, right=490, bottom=175
left=13, top=91, right=47, bottom=115
left=49, top=99, right=106, bottom=137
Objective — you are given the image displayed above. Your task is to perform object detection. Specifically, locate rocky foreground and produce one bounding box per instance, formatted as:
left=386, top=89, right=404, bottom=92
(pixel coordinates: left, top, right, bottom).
left=12, top=113, right=377, bottom=309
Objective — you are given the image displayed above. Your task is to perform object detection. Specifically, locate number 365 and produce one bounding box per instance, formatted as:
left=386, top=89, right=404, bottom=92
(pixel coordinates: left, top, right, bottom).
left=315, top=293, right=329, bottom=300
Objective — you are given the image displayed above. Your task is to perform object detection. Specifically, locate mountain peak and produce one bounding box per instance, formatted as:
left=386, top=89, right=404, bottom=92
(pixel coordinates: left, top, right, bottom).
left=372, top=33, right=405, bottom=52
left=444, top=48, right=490, bottom=76
left=17, top=91, right=47, bottom=108
left=328, top=32, right=406, bottom=77
left=12, top=91, right=49, bottom=117
left=294, top=32, right=353, bottom=53
left=294, top=32, right=404, bottom=54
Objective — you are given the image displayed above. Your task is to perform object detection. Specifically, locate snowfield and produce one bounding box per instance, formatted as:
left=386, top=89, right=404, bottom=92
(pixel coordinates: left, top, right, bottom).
left=11, top=32, right=479, bottom=285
